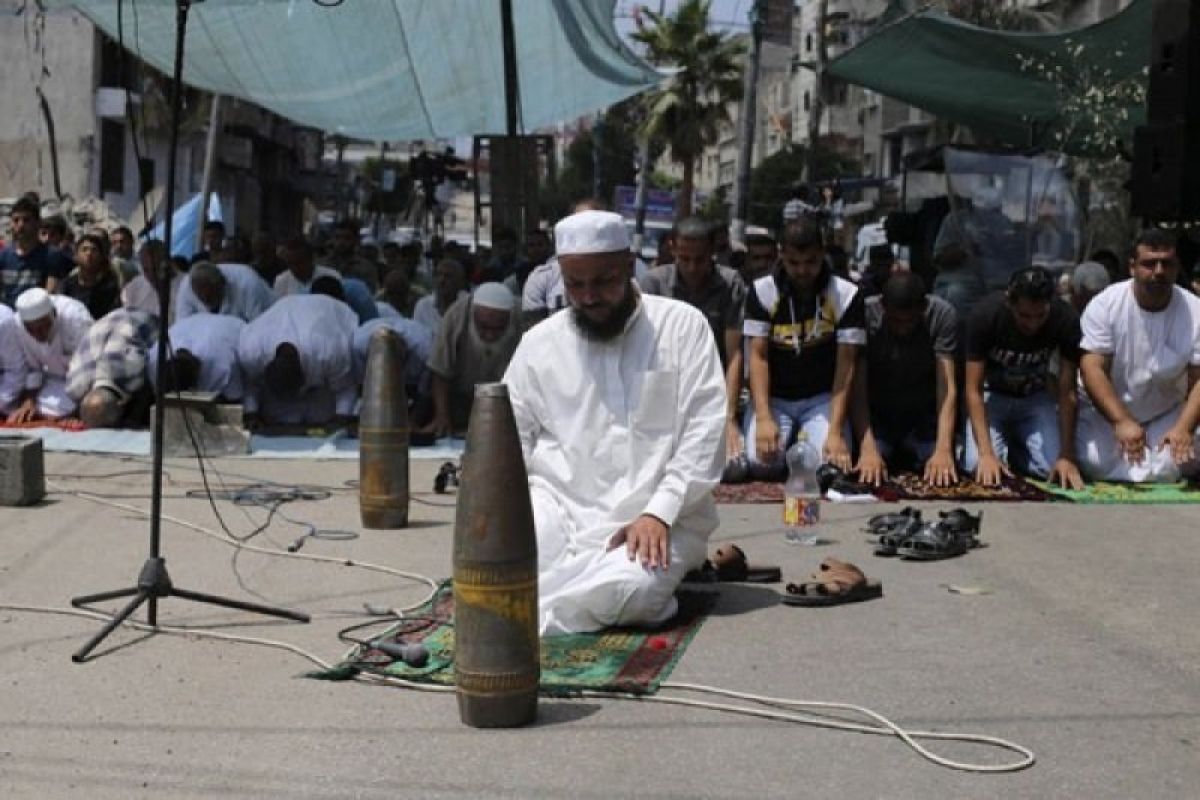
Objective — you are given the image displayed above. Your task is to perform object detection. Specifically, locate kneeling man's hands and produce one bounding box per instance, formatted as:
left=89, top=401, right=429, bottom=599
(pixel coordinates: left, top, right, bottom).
left=1114, top=419, right=1147, bottom=465
left=1160, top=425, right=1196, bottom=465
left=975, top=452, right=1010, bottom=487
left=1048, top=457, right=1085, bottom=490
left=609, top=514, right=670, bottom=570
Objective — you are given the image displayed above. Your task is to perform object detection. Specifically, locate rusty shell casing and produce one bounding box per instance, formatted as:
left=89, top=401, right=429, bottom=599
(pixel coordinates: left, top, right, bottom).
left=452, top=382, right=539, bottom=728
left=359, top=327, right=410, bottom=529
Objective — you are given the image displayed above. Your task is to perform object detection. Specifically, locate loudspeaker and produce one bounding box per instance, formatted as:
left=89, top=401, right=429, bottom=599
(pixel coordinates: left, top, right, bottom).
left=1133, top=0, right=1200, bottom=220
left=1146, top=0, right=1200, bottom=125
left=1131, top=124, right=1200, bottom=220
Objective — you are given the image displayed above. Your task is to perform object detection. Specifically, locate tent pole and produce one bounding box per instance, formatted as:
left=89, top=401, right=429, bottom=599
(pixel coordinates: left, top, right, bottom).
left=500, top=0, right=519, bottom=136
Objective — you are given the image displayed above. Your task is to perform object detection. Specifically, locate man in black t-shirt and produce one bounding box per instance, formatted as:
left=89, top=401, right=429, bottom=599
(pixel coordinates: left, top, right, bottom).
left=852, top=273, right=959, bottom=486
left=0, top=197, right=72, bottom=306
left=743, top=218, right=865, bottom=476
left=962, top=267, right=1084, bottom=488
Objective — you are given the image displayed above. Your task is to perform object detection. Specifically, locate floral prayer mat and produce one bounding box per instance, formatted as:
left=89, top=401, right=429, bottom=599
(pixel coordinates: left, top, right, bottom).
left=0, top=418, right=87, bottom=431
left=311, top=581, right=715, bottom=696
left=714, top=473, right=1060, bottom=504
left=1033, top=479, right=1200, bottom=504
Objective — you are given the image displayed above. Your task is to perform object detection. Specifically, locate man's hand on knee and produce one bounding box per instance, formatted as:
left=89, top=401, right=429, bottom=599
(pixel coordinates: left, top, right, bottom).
left=608, top=514, right=670, bottom=570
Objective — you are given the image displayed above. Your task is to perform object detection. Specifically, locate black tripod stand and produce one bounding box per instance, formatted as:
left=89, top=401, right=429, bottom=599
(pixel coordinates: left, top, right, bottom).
left=71, top=0, right=308, bottom=663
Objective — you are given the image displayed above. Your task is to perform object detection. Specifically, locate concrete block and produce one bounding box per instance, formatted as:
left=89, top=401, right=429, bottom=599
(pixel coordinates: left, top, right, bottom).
left=153, top=401, right=251, bottom=458
left=0, top=436, right=46, bottom=506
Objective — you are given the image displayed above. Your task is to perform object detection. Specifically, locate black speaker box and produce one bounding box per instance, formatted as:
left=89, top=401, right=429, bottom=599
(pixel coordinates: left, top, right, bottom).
left=1146, top=0, right=1200, bottom=125
left=1131, top=122, right=1200, bottom=220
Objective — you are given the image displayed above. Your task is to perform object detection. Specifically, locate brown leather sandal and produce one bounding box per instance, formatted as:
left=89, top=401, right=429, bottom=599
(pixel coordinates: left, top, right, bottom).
left=684, top=543, right=782, bottom=584
left=783, top=558, right=883, bottom=606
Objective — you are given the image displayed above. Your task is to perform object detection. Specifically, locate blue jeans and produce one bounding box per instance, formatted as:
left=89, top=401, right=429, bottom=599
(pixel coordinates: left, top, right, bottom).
left=961, top=390, right=1060, bottom=478
left=744, top=392, right=846, bottom=469
left=873, top=415, right=938, bottom=469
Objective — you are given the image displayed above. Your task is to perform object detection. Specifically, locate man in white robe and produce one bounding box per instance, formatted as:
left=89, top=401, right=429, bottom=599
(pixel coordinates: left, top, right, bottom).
left=148, top=311, right=247, bottom=401
left=175, top=261, right=274, bottom=323
left=0, top=305, right=27, bottom=415
left=8, top=289, right=93, bottom=421
left=237, top=293, right=358, bottom=426
left=503, top=210, right=727, bottom=636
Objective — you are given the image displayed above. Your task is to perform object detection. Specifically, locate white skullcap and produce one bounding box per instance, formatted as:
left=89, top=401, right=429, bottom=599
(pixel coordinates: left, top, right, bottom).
left=472, top=282, right=514, bottom=311
left=555, top=210, right=630, bottom=256
left=15, top=288, right=54, bottom=322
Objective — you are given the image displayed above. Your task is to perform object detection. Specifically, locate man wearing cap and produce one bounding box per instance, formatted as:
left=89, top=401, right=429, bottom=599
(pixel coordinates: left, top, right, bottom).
left=175, top=260, right=275, bottom=323
left=237, top=293, right=359, bottom=427
left=7, top=288, right=94, bottom=422
left=423, top=282, right=521, bottom=437
left=65, top=308, right=158, bottom=428
left=504, top=210, right=726, bottom=635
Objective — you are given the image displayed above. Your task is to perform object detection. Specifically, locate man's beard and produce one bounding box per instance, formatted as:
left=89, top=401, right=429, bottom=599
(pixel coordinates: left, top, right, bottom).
left=570, top=283, right=638, bottom=341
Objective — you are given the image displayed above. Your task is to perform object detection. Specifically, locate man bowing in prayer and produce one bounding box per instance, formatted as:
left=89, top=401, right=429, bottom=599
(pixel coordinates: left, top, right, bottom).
left=503, top=210, right=727, bottom=636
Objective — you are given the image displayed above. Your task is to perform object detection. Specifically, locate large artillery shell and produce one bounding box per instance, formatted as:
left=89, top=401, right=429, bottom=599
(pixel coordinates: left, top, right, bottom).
left=452, top=383, right=539, bottom=728
left=359, top=327, right=409, bottom=528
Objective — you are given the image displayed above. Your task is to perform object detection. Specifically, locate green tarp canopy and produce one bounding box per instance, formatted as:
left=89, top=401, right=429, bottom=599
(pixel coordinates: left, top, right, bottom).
left=827, top=0, right=1152, bottom=156
left=54, top=0, right=659, bottom=139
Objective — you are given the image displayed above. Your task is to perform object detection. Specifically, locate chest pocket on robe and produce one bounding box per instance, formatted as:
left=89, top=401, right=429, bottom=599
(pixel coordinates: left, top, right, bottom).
left=633, top=370, right=678, bottom=433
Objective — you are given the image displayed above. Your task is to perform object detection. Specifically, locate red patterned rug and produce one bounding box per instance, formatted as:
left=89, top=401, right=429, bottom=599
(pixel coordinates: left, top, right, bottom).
left=0, top=419, right=87, bottom=431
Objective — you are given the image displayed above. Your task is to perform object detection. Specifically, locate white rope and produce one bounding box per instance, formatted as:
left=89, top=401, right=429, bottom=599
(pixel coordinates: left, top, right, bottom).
left=583, top=683, right=1035, bottom=773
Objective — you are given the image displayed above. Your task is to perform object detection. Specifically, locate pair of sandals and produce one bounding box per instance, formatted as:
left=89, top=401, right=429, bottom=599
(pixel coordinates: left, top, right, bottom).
left=685, top=545, right=882, bottom=607
left=866, top=507, right=983, bottom=560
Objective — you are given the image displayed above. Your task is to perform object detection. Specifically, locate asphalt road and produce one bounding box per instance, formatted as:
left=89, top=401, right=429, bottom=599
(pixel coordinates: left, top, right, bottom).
left=1, top=452, right=1197, bottom=798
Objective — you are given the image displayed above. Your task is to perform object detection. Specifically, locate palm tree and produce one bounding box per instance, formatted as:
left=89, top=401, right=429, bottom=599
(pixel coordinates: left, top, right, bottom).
left=632, top=0, right=745, bottom=217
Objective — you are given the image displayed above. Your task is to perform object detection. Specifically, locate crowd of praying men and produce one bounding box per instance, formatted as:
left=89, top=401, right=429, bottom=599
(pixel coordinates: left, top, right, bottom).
left=1, top=190, right=1198, bottom=486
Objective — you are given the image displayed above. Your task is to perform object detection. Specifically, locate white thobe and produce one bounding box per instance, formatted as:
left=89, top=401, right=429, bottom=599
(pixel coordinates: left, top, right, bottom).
left=148, top=312, right=247, bottom=400
left=503, top=293, right=727, bottom=635
left=272, top=265, right=341, bottom=298
left=0, top=306, right=26, bottom=414
left=122, top=273, right=183, bottom=323
left=412, top=291, right=467, bottom=337
left=352, top=317, right=432, bottom=389
left=175, top=263, right=275, bottom=323
left=237, top=294, right=358, bottom=424
left=13, top=295, right=94, bottom=417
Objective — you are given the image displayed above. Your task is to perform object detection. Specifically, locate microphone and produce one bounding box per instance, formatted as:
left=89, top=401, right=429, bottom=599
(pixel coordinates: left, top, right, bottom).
left=370, top=640, right=429, bottom=668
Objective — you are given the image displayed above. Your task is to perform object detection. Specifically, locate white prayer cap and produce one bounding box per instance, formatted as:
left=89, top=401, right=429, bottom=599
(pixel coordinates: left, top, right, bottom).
left=472, top=282, right=514, bottom=311
left=555, top=210, right=630, bottom=256
left=15, top=288, right=54, bottom=322
left=1071, top=261, right=1111, bottom=294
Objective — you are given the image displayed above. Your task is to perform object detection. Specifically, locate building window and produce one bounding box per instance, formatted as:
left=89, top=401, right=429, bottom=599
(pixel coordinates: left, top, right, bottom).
left=805, top=33, right=812, bottom=52
left=803, top=91, right=810, bottom=111
left=99, top=119, right=125, bottom=194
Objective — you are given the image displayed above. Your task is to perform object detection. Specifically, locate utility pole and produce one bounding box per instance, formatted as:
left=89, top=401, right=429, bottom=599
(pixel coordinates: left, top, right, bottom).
left=803, top=0, right=829, bottom=184
left=730, top=0, right=765, bottom=245
left=631, top=0, right=666, bottom=255
left=196, top=94, right=222, bottom=250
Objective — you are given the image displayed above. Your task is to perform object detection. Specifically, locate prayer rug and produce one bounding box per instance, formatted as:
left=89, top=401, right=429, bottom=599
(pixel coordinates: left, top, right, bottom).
left=0, top=418, right=87, bottom=431
left=1033, top=479, right=1200, bottom=504
left=311, top=581, right=715, bottom=695
left=714, top=473, right=1059, bottom=504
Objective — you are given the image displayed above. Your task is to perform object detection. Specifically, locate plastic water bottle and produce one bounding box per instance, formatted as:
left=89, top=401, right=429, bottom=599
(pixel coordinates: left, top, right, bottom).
left=783, top=432, right=823, bottom=545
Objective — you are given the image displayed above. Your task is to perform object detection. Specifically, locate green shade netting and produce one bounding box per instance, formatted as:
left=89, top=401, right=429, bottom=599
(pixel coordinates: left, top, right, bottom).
left=58, top=0, right=659, bottom=139
left=828, top=0, right=1152, bottom=156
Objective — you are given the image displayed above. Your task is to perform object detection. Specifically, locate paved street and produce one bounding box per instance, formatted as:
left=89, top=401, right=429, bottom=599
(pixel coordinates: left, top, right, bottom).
left=2, top=452, right=1198, bottom=799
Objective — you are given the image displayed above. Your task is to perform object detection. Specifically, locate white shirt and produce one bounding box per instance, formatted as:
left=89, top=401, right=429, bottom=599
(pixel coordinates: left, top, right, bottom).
left=353, top=317, right=433, bottom=389
left=503, top=294, right=727, bottom=548
left=0, top=306, right=25, bottom=411
left=237, top=294, right=358, bottom=420
left=272, top=265, right=340, bottom=298
left=14, top=295, right=94, bottom=390
left=412, top=290, right=467, bottom=337
left=175, top=262, right=274, bottom=323
left=1080, top=279, right=1200, bottom=423
left=122, top=272, right=183, bottom=322
left=149, top=312, right=247, bottom=400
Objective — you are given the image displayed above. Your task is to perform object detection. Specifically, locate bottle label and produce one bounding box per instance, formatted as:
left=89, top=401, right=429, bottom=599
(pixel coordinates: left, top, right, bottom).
left=783, top=495, right=820, bottom=527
